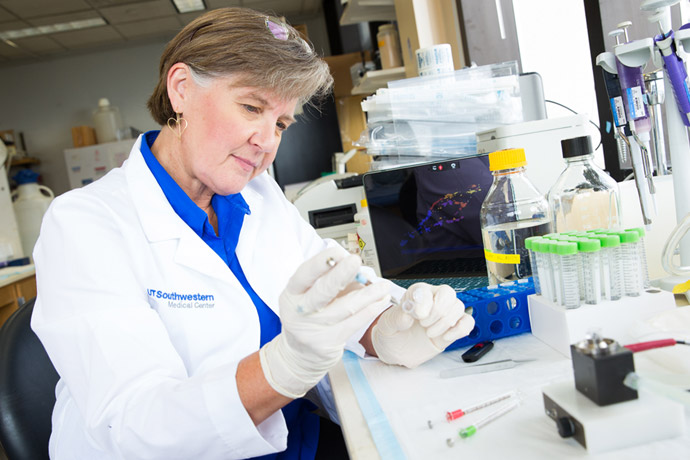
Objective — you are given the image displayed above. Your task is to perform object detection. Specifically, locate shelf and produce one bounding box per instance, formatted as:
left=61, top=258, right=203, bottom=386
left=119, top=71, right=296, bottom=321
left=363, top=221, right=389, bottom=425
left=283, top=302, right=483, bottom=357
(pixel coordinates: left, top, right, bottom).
left=10, top=156, right=40, bottom=167
left=351, top=66, right=406, bottom=95
left=340, top=0, right=396, bottom=26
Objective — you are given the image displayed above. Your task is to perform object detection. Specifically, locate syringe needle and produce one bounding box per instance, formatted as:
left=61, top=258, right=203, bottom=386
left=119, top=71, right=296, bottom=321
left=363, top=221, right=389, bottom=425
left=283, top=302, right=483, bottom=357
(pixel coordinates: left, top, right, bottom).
left=428, top=390, right=517, bottom=429
left=446, top=398, right=521, bottom=446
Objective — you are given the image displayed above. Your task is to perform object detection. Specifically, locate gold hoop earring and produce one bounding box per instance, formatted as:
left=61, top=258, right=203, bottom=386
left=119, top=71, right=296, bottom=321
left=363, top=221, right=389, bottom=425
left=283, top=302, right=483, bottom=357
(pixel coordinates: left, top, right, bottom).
left=167, top=113, right=188, bottom=140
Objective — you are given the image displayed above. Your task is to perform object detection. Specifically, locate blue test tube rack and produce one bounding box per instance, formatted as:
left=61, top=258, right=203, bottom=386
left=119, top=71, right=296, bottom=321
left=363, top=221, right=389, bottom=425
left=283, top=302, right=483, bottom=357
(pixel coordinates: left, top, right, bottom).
left=446, top=278, right=535, bottom=351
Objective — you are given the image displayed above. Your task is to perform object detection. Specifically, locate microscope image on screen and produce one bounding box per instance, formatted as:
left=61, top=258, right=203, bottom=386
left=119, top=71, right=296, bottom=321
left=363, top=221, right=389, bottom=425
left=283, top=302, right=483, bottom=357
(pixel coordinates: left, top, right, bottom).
left=364, top=156, right=493, bottom=279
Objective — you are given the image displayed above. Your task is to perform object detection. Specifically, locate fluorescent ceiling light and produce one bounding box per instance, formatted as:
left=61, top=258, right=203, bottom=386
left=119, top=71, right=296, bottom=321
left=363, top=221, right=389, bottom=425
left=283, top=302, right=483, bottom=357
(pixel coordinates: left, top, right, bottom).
left=171, top=0, right=206, bottom=13
left=0, top=18, right=107, bottom=40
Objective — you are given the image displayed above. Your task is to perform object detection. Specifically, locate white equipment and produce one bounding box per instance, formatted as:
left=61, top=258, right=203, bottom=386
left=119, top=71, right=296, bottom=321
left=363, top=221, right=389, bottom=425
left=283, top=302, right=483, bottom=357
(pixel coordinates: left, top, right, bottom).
left=542, top=380, right=684, bottom=454
left=12, top=181, right=54, bottom=261
left=292, top=174, right=364, bottom=244
left=476, top=115, right=591, bottom=195
left=64, top=139, right=135, bottom=189
left=0, top=142, right=24, bottom=261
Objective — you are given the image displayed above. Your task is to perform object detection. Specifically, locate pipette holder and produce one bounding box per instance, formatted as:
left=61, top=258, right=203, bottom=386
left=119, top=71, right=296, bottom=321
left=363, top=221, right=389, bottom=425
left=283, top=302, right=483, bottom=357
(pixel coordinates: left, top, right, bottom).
left=667, top=27, right=690, bottom=270
left=614, top=38, right=655, bottom=68
left=446, top=279, right=534, bottom=351
left=528, top=289, right=676, bottom=358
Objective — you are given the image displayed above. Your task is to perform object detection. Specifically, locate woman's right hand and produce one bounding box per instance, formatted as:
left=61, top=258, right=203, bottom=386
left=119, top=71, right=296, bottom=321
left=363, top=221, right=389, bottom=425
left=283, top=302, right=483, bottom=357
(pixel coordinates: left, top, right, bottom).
left=259, top=247, right=390, bottom=399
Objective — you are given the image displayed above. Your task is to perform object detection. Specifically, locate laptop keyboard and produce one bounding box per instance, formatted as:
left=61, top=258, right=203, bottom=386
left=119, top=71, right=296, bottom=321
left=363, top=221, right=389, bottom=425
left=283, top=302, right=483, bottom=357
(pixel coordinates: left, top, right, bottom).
left=390, top=276, right=489, bottom=292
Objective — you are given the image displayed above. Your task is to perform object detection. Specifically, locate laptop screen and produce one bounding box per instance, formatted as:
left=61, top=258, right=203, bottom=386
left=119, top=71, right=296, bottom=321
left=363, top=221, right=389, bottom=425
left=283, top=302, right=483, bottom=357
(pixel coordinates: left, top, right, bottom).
left=363, top=156, right=493, bottom=279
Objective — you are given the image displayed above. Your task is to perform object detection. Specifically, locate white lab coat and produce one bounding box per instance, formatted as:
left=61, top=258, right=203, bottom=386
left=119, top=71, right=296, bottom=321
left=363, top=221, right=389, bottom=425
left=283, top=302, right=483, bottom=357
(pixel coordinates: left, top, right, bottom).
left=31, top=135, right=391, bottom=459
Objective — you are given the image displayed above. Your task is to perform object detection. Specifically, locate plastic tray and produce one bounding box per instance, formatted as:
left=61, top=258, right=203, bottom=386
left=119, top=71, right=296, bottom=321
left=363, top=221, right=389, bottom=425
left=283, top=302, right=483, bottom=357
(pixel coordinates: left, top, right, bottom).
left=446, top=278, right=535, bottom=351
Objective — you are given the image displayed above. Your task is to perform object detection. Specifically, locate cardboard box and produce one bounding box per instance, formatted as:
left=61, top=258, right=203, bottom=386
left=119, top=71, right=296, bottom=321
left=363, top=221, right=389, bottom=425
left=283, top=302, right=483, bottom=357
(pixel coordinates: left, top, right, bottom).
left=71, top=126, right=97, bottom=148
left=334, top=95, right=371, bottom=174
left=324, top=51, right=372, bottom=98
left=293, top=24, right=308, bottom=41
left=0, top=129, right=15, bottom=145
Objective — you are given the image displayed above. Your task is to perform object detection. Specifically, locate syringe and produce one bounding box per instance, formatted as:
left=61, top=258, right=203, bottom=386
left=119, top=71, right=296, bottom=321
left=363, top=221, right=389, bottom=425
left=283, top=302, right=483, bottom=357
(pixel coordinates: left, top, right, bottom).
left=446, top=397, right=521, bottom=446
left=325, top=257, right=401, bottom=309
left=427, top=390, right=516, bottom=429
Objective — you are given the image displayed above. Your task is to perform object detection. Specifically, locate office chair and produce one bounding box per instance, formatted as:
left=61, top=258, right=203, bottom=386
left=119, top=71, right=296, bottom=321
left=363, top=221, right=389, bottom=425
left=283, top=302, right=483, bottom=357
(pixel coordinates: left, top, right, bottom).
left=0, top=298, right=59, bottom=460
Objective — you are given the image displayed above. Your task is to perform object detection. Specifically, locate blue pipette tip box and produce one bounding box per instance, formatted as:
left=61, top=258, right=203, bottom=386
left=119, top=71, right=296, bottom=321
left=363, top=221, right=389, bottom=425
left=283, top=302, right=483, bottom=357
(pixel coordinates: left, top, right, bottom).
left=445, top=278, right=535, bottom=351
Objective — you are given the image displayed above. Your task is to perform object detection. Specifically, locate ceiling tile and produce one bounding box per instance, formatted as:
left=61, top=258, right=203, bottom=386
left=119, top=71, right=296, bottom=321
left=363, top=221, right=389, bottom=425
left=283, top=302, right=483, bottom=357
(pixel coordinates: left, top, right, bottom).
left=0, top=20, right=29, bottom=32
left=206, top=0, right=243, bottom=9
left=88, top=0, right=147, bottom=6
left=12, top=35, right=64, bottom=53
left=114, top=16, right=182, bottom=40
left=0, top=8, right=18, bottom=22
left=0, top=0, right=311, bottom=66
left=50, top=25, right=124, bottom=48
left=0, top=39, right=34, bottom=58
left=28, top=10, right=104, bottom=27
left=0, top=0, right=91, bottom=19
left=99, top=0, right=177, bottom=25
left=238, top=0, right=301, bottom=16
left=178, top=11, right=207, bottom=25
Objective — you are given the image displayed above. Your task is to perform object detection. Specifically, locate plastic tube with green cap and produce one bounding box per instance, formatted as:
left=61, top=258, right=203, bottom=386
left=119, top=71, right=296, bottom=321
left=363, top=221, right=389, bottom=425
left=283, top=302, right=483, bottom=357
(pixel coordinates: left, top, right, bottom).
left=576, top=238, right=602, bottom=304
left=533, top=239, right=554, bottom=302
left=557, top=241, right=580, bottom=309
left=617, top=230, right=641, bottom=297
left=524, top=237, right=541, bottom=295
left=588, top=233, right=622, bottom=301
left=627, top=227, right=650, bottom=289
left=546, top=239, right=563, bottom=305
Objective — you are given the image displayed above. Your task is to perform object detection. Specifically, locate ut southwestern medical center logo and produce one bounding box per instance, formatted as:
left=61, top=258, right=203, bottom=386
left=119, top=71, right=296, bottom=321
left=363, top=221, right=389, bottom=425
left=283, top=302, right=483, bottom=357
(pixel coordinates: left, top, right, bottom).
left=147, top=288, right=215, bottom=309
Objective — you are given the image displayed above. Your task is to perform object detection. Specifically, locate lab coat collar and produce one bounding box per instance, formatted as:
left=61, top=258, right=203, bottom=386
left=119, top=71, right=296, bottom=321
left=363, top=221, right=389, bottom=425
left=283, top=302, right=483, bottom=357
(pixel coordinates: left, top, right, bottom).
left=124, top=135, right=266, bottom=283
left=125, top=136, right=231, bottom=282
left=126, top=136, right=189, bottom=243
left=234, top=179, right=264, bottom=268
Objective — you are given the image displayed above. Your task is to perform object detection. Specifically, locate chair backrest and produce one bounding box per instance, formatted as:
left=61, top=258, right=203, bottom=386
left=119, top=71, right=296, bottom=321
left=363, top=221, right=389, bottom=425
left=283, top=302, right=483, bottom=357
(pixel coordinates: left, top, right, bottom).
left=0, top=298, right=59, bottom=460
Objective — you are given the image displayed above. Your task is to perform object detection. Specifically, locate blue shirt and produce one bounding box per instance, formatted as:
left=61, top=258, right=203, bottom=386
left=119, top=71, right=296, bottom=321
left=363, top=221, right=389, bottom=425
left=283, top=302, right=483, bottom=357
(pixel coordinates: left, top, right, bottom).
left=140, top=131, right=318, bottom=460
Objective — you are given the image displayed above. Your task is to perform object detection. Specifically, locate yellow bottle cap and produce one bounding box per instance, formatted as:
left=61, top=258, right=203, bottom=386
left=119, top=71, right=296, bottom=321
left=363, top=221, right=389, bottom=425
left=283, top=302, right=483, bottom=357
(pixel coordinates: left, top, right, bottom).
left=488, top=148, right=527, bottom=171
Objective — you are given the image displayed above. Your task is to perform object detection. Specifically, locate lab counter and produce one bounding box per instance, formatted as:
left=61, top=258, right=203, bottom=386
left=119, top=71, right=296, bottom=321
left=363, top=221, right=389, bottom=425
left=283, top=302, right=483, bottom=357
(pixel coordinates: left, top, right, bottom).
left=0, top=264, right=36, bottom=328
left=329, top=307, right=690, bottom=459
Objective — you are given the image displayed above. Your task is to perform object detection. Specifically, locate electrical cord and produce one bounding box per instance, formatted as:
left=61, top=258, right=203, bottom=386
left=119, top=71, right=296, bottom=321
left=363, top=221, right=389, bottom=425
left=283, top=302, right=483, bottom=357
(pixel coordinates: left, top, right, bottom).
left=544, top=99, right=602, bottom=150
left=623, top=338, right=689, bottom=352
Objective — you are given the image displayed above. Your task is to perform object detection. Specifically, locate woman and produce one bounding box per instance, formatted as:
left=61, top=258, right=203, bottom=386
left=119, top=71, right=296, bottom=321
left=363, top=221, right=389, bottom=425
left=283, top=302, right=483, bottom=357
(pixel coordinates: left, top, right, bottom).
left=31, top=7, right=474, bottom=459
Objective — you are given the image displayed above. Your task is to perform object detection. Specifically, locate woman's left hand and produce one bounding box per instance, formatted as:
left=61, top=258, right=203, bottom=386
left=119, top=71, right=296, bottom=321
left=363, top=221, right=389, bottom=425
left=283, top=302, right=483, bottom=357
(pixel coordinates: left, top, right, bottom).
left=371, top=283, right=475, bottom=368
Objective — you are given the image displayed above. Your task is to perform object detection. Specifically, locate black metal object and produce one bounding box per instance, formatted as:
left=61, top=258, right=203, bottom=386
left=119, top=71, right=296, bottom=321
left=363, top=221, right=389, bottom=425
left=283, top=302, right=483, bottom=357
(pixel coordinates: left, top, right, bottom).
left=543, top=391, right=588, bottom=448
left=273, top=96, right=343, bottom=188
left=571, top=341, right=638, bottom=406
left=583, top=0, right=630, bottom=182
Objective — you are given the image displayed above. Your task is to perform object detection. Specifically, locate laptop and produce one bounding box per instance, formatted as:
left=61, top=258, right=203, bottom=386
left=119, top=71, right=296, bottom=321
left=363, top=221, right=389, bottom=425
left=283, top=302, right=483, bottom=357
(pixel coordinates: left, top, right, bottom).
left=362, top=156, right=493, bottom=291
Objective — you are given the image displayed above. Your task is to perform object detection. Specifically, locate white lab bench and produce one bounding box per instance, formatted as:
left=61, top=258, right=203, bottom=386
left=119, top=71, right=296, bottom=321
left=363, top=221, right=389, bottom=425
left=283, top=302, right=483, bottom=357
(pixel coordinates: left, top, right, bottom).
left=328, top=303, right=690, bottom=460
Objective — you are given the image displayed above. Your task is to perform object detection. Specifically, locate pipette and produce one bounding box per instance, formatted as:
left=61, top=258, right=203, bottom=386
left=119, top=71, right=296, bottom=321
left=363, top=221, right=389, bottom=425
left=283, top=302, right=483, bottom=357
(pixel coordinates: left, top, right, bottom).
left=325, top=257, right=401, bottom=309
left=427, top=390, right=516, bottom=429
left=596, top=38, right=630, bottom=165
left=446, top=397, right=521, bottom=446
left=612, top=22, right=657, bottom=227
left=645, top=3, right=690, bottom=126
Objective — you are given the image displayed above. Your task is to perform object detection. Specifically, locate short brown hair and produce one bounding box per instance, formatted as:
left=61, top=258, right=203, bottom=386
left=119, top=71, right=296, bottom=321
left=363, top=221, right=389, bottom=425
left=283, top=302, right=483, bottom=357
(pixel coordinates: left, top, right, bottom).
left=147, top=7, right=334, bottom=125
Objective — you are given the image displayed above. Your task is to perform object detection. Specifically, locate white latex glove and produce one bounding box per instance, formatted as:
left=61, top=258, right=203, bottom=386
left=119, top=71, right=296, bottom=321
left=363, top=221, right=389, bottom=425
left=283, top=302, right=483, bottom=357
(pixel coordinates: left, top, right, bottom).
left=260, top=247, right=391, bottom=399
left=372, top=282, right=475, bottom=368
